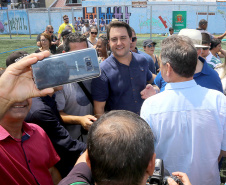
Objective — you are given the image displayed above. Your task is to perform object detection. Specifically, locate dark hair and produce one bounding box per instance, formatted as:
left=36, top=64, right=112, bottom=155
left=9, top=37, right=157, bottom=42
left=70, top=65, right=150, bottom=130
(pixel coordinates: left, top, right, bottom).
left=40, top=33, right=51, bottom=48
left=63, top=15, right=68, bottom=19
left=169, top=27, right=174, bottom=31
left=63, top=32, right=88, bottom=52
left=130, top=27, right=135, bottom=34
left=98, top=34, right=108, bottom=47
left=107, top=21, right=132, bottom=40
left=201, top=33, right=211, bottom=45
left=161, top=35, right=197, bottom=78
left=87, top=110, right=155, bottom=185
left=210, top=38, right=221, bottom=50
left=199, top=19, right=208, bottom=27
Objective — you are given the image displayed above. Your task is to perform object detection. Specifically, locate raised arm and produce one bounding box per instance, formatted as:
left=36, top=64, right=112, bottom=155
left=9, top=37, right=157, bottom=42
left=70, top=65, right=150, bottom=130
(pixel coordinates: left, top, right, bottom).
left=0, top=51, right=53, bottom=119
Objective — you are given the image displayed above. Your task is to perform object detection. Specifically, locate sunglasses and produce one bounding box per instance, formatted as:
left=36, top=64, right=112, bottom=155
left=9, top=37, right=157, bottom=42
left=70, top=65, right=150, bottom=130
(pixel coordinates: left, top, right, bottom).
left=202, top=47, right=210, bottom=50
left=48, top=31, right=53, bottom=33
left=64, top=18, right=69, bottom=20
left=132, top=37, right=137, bottom=42
left=147, top=44, right=155, bottom=48
left=91, top=32, right=98, bottom=35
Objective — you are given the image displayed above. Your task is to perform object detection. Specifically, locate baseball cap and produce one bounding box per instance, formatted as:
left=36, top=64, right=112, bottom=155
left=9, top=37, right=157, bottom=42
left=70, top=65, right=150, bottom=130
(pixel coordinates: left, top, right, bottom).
left=6, top=51, right=29, bottom=67
left=143, top=39, right=157, bottom=47
left=178, top=29, right=209, bottom=48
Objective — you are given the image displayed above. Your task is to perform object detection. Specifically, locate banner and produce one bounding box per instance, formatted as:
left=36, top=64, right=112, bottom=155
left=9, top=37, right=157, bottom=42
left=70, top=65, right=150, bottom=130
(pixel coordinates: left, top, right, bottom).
left=172, top=11, right=187, bottom=33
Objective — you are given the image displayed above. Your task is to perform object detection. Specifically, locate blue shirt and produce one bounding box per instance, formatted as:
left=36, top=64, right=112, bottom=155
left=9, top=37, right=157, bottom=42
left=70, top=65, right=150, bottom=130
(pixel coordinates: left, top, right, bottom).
left=91, top=53, right=152, bottom=114
left=136, top=48, right=156, bottom=74
left=154, top=57, right=223, bottom=93
left=141, top=80, right=226, bottom=185
left=154, top=71, right=167, bottom=92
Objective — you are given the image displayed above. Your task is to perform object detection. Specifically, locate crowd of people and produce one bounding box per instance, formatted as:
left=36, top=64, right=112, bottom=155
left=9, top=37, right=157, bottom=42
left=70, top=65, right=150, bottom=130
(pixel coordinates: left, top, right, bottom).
left=0, top=15, right=225, bottom=185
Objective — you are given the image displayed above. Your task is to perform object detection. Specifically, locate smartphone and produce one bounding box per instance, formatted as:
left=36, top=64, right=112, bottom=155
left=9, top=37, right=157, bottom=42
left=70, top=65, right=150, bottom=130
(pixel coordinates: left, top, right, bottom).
left=32, top=48, right=100, bottom=90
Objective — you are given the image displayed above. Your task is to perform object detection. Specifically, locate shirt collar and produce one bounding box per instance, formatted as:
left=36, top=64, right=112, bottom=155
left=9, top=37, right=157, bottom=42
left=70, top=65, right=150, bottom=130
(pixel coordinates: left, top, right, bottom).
left=0, top=121, right=34, bottom=141
left=165, top=79, right=197, bottom=90
left=194, top=56, right=209, bottom=76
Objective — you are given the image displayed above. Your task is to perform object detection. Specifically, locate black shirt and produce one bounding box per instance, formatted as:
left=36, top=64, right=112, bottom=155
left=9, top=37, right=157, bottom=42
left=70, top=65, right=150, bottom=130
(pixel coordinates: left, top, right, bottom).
left=25, top=95, right=86, bottom=177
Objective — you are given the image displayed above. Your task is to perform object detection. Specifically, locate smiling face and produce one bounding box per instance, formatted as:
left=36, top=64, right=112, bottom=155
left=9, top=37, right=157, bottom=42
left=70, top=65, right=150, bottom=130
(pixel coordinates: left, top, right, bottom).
left=2, top=99, right=32, bottom=122
left=109, top=27, right=132, bottom=59
left=96, top=38, right=107, bottom=58
left=40, top=35, right=50, bottom=49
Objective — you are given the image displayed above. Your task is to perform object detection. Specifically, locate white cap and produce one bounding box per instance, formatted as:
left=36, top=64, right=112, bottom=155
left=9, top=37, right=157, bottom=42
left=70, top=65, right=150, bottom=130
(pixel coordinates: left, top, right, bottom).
left=178, top=29, right=209, bottom=48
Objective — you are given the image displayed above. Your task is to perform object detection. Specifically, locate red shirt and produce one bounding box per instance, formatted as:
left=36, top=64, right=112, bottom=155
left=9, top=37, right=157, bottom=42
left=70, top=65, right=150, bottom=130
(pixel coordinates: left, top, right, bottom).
left=0, top=122, right=60, bottom=185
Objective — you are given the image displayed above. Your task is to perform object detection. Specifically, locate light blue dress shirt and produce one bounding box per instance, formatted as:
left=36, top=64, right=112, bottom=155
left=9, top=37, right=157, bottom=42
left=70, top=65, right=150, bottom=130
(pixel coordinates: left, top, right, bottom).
left=141, top=80, right=226, bottom=185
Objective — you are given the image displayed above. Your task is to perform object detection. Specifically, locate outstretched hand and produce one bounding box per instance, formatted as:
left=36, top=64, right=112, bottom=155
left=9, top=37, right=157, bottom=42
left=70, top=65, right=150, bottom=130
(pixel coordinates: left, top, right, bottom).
left=140, top=84, right=159, bottom=99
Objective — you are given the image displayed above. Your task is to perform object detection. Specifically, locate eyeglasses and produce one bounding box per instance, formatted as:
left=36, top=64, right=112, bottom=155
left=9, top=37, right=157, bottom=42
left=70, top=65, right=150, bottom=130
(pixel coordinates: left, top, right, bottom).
left=202, top=47, right=210, bottom=50
left=41, top=39, right=47, bottom=42
left=147, top=44, right=155, bottom=48
left=64, top=18, right=69, bottom=20
left=132, top=37, right=137, bottom=42
left=91, top=32, right=98, bottom=35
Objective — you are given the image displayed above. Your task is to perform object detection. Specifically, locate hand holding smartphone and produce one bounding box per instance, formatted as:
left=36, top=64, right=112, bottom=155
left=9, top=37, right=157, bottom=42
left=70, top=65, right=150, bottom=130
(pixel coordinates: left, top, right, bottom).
left=32, top=48, right=100, bottom=90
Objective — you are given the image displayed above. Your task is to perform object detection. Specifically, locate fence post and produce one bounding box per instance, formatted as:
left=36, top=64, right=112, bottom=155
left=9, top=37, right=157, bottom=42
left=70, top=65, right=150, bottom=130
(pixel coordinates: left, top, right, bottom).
left=72, top=7, right=74, bottom=28
left=196, top=9, right=198, bottom=29
left=26, top=9, right=31, bottom=39
left=97, top=6, right=99, bottom=34
left=206, top=5, right=209, bottom=24
left=6, top=9, right=12, bottom=39
left=48, top=7, right=51, bottom=25
left=123, top=6, right=125, bottom=22
left=150, top=5, right=152, bottom=39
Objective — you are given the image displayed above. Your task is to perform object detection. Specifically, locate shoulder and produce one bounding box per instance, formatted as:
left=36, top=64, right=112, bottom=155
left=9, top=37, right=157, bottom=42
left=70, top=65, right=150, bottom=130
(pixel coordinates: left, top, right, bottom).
left=25, top=122, right=47, bottom=136
left=29, top=97, right=50, bottom=114
left=99, top=55, right=115, bottom=70
left=132, top=52, right=149, bottom=67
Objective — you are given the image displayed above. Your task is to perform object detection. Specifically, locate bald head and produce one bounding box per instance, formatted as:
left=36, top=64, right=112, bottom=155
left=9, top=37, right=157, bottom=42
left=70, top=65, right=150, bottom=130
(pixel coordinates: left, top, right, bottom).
left=87, top=110, right=154, bottom=185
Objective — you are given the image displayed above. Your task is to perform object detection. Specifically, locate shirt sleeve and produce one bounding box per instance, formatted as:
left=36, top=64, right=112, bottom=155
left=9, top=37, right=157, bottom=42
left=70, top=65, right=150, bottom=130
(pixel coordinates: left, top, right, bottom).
left=45, top=132, right=61, bottom=168
left=58, top=162, right=93, bottom=185
left=58, top=25, right=64, bottom=34
left=146, top=66, right=153, bottom=82
left=154, top=72, right=162, bottom=88
left=91, top=69, right=109, bottom=102
left=55, top=89, right=66, bottom=111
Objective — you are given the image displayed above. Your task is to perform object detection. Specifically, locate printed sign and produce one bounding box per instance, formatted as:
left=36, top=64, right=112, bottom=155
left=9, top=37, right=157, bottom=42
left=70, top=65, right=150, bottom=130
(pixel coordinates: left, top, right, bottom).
left=172, top=11, right=187, bottom=33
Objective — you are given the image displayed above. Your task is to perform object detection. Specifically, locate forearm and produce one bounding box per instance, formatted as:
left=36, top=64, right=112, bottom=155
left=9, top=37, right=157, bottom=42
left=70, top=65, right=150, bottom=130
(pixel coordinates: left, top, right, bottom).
left=57, top=33, right=61, bottom=41
left=215, top=32, right=226, bottom=40
left=219, top=150, right=226, bottom=162
left=60, top=111, right=83, bottom=125
left=49, top=166, right=62, bottom=185
left=94, top=100, right=105, bottom=119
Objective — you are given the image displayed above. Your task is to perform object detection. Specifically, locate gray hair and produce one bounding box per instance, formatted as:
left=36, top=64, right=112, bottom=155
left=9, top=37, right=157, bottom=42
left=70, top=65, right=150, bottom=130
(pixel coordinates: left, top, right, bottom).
left=161, top=35, right=197, bottom=78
